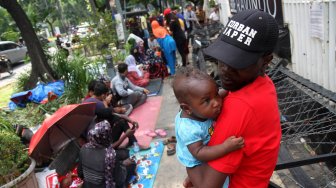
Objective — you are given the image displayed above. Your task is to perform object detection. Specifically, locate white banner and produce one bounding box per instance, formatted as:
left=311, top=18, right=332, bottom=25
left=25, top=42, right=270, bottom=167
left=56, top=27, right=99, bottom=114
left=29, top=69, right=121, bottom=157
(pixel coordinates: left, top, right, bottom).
left=115, top=13, right=125, bottom=41
left=310, top=2, right=324, bottom=40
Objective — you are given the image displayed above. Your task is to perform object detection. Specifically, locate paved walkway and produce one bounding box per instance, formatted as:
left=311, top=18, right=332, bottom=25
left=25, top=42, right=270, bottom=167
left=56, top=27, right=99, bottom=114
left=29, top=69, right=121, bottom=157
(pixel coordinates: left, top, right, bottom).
left=152, top=77, right=187, bottom=188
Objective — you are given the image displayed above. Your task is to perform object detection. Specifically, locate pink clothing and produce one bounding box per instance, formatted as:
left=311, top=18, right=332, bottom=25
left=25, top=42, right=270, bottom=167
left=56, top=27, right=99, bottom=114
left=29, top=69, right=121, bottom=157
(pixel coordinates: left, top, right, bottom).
left=127, top=71, right=150, bottom=87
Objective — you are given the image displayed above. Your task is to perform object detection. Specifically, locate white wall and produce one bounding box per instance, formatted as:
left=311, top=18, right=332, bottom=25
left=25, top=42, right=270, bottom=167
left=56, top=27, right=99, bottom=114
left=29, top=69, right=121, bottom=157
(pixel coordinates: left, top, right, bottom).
left=283, top=0, right=336, bottom=92
left=216, top=0, right=336, bottom=92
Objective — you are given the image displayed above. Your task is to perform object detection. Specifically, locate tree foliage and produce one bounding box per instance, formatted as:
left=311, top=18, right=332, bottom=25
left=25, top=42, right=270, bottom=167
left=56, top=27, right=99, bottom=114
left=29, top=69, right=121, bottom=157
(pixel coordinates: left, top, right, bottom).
left=0, top=7, right=17, bottom=38
left=0, top=0, right=55, bottom=89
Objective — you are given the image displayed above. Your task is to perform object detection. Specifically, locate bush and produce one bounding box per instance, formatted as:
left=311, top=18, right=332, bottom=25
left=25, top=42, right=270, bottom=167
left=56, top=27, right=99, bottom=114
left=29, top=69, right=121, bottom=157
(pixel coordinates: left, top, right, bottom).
left=0, top=111, right=12, bottom=131
left=51, top=52, right=95, bottom=104
left=3, top=103, right=46, bottom=128
left=0, top=130, right=29, bottom=186
left=0, top=30, right=20, bottom=42
left=14, top=71, right=31, bottom=93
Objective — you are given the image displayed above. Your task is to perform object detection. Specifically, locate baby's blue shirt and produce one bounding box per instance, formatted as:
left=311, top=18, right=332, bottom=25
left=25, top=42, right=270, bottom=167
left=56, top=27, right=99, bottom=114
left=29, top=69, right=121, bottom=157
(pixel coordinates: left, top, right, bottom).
left=175, top=111, right=214, bottom=167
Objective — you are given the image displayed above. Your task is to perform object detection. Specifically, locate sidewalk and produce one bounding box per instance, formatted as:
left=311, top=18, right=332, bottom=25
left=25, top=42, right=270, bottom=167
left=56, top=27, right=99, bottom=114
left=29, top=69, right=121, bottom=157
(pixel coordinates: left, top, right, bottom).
left=152, top=77, right=187, bottom=188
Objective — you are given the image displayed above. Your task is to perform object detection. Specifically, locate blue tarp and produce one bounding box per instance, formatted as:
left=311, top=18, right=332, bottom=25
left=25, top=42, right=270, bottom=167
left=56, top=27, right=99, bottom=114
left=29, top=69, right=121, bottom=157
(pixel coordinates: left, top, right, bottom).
left=8, top=80, right=64, bottom=110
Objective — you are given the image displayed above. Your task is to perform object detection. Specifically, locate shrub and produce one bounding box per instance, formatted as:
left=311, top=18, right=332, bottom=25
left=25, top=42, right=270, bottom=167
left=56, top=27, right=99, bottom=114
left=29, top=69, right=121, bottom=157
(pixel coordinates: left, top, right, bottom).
left=0, top=30, right=20, bottom=42
left=3, top=103, right=46, bottom=128
left=50, top=52, right=95, bottom=104
left=0, top=130, right=29, bottom=186
left=14, top=71, right=31, bottom=93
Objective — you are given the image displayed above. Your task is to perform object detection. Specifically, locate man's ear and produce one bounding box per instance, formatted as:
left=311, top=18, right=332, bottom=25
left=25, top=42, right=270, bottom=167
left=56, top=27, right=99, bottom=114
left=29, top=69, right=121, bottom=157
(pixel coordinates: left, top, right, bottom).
left=180, top=103, right=192, bottom=115
left=263, top=53, right=273, bottom=64
left=260, top=54, right=273, bottom=75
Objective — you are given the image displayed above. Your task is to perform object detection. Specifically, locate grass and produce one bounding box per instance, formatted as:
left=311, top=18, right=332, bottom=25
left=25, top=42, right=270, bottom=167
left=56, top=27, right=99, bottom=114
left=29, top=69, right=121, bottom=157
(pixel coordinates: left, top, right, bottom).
left=0, top=83, right=14, bottom=108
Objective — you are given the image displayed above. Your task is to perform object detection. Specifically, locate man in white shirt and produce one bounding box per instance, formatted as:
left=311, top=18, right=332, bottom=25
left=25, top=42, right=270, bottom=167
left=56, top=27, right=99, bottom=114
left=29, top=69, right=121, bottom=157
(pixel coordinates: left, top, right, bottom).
left=209, top=7, right=220, bottom=23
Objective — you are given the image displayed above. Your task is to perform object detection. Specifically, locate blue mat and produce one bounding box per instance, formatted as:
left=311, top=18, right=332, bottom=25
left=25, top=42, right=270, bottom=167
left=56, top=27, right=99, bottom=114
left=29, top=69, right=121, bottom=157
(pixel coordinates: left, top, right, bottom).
left=145, top=78, right=163, bottom=97
left=129, top=141, right=164, bottom=188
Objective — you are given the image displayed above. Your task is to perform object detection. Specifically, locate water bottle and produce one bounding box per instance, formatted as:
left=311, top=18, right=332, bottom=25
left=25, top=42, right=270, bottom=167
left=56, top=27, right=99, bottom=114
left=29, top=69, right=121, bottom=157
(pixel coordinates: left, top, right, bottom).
left=133, top=142, right=140, bottom=159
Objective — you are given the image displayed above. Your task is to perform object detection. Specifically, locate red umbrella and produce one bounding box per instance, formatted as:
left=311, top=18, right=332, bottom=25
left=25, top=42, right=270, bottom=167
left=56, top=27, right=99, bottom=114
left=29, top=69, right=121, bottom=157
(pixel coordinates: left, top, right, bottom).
left=29, top=103, right=96, bottom=162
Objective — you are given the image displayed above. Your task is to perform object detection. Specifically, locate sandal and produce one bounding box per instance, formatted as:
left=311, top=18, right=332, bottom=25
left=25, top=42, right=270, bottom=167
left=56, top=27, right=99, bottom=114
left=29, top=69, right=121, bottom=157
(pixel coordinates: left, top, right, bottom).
left=144, top=130, right=158, bottom=138
left=167, top=143, right=176, bottom=156
left=155, top=129, right=167, bottom=137
left=163, top=136, right=177, bottom=145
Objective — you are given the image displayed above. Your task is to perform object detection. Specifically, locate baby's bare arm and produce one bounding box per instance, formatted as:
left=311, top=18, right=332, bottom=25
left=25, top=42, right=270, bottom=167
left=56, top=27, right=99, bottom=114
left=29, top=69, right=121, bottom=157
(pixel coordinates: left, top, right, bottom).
left=187, top=136, right=244, bottom=162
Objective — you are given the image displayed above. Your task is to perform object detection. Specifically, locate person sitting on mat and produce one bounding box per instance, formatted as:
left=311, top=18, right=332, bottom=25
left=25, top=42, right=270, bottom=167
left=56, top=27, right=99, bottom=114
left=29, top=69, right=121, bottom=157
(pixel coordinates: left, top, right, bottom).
left=78, top=120, right=137, bottom=188
left=84, top=80, right=133, bottom=116
left=172, top=67, right=244, bottom=187
left=125, top=55, right=150, bottom=87
left=83, top=81, right=138, bottom=149
left=111, top=63, right=150, bottom=109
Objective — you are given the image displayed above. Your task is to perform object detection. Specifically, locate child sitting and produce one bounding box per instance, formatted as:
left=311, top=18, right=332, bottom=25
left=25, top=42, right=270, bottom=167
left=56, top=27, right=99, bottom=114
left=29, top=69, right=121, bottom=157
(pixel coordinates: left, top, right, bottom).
left=172, top=67, right=244, bottom=187
left=147, top=33, right=160, bottom=50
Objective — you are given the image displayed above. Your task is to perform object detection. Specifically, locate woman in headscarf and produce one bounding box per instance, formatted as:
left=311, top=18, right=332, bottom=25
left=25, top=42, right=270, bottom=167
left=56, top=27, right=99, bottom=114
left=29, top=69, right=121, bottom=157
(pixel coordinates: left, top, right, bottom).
left=164, top=9, right=189, bottom=67
left=130, top=42, right=146, bottom=65
left=125, top=55, right=150, bottom=87
left=151, top=20, right=177, bottom=75
left=78, top=120, right=136, bottom=188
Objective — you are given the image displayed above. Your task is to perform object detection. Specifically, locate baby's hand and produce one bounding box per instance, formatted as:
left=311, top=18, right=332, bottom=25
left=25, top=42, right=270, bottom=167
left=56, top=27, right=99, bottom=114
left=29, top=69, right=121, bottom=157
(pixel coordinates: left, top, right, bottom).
left=223, top=136, right=244, bottom=152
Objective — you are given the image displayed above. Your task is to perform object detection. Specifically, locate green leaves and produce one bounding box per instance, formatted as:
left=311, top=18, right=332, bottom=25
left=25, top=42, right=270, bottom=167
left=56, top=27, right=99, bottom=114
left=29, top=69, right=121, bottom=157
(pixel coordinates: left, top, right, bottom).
left=0, top=130, right=29, bottom=186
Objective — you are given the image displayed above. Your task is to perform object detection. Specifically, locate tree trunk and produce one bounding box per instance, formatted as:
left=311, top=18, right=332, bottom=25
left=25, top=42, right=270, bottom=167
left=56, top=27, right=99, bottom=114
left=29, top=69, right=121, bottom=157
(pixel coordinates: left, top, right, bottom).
left=55, top=0, right=66, bottom=32
left=0, top=0, right=56, bottom=89
left=46, top=19, right=55, bottom=37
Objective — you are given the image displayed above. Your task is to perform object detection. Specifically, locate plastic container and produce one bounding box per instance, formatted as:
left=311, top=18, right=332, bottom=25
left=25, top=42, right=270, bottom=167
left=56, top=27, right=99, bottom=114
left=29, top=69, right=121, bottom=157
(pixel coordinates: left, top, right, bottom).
left=133, top=142, right=140, bottom=159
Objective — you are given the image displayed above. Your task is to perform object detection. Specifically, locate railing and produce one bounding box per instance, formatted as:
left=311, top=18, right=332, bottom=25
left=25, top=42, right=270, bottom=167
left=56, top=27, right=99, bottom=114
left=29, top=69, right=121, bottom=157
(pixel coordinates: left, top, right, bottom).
left=270, top=65, right=336, bottom=187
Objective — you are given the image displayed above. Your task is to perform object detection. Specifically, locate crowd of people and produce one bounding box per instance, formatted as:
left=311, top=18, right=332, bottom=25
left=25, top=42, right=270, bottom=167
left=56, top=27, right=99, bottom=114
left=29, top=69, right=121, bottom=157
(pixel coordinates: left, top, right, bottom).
left=122, top=3, right=221, bottom=78
left=21, top=4, right=283, bottom=188
left=64, top=4, right=229, bottom=187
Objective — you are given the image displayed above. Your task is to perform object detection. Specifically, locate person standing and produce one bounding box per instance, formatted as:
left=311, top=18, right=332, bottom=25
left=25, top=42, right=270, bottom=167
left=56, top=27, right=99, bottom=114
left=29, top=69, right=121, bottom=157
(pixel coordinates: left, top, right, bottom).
left=184, top=4, right=199, bottom=41
left=164, top=9, right=189, bottom=67
left=209, top=6, right=220, bottom=23
left=184, top=9, right=282, bottom=188
left=151, top=20, right=177, bottom=75
left=196, top=5, right=206, bottom=25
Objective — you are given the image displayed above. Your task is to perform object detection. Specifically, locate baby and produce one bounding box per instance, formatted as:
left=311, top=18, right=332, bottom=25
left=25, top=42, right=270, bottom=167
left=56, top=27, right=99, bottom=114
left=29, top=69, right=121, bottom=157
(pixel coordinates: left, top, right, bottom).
left=172, top=67, right=244, bottom=187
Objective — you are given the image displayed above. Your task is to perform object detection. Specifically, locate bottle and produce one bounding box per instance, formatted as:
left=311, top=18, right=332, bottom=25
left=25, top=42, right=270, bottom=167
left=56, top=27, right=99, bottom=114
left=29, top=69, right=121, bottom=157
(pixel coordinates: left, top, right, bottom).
left=133, top=142, right=140, bottom=159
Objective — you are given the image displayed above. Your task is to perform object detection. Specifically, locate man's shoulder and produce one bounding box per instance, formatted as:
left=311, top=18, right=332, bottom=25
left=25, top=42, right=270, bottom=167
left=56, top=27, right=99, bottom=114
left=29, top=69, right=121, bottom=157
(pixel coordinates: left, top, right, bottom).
left=112, top=75, right=122, bottom=82
left=83, top=97, right=98, bottom=103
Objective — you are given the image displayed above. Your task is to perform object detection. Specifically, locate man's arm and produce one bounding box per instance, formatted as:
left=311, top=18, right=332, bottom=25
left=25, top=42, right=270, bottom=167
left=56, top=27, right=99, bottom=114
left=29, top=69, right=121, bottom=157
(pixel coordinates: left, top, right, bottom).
left=187, top=163, right=228, bottom=188
left=187, top=136, right=244, bottom=162
left=184, top=12, right=199, bottom=25
left=127, top=78, right=145, bottom=92
left=112, top=130, right=134, bottom=148
left=114, top=82, right=128, bottom=97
